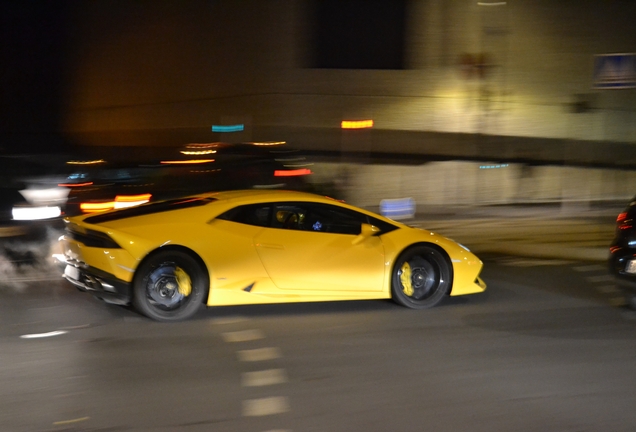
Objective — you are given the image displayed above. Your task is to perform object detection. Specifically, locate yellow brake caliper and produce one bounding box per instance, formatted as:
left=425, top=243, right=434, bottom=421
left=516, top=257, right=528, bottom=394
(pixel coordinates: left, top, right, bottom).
left=400, top=262, right=414, bottom=296
left=174, top=267, right=192, bottom=296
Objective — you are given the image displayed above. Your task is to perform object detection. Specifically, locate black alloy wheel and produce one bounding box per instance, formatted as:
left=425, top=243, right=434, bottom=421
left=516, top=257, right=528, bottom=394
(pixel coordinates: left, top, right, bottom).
left=133, top=250, right=208, bottom=321
left=391, top=245, right=451, bottom=309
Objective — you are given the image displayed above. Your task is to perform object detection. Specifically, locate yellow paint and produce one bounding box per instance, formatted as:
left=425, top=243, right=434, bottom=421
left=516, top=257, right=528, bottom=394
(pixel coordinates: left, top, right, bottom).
left=59, top=189, right=486, bottom=307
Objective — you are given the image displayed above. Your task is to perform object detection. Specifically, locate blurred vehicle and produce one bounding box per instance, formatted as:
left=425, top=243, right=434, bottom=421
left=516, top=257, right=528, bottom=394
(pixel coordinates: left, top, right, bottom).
left=609, top=197, right=636, bottom=307
left=54, top=189, right=486, bottom=321
left=62, top=142, right=311, bottom=216
left=0, top=156, right=67, bottom=254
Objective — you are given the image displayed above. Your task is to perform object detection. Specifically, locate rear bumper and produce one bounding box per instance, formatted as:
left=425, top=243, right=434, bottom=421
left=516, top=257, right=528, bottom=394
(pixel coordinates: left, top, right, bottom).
left=53, top=253, right=132, bottom=305
left=608, top=246, right=636, bottom=294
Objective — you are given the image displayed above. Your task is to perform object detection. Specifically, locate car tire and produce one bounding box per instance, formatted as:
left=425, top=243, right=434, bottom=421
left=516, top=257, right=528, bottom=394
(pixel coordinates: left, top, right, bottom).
left=133, top=250, right=208, bottom=322
left=391, top=245, right=452, bottom=309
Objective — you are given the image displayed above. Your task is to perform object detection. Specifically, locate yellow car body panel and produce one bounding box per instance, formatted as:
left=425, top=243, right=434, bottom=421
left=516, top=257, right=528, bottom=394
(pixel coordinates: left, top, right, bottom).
left=56, top=189, right=485, bottom=311
left=378, top=228, right=485, bottom=296
left=58, top=234, right=139, bottom=283
left=253, top=228, right=386, bottom=292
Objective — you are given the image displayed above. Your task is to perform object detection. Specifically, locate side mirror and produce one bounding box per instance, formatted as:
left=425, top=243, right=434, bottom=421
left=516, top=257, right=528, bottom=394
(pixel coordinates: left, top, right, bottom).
left=352, top=223, right=380, bottom=245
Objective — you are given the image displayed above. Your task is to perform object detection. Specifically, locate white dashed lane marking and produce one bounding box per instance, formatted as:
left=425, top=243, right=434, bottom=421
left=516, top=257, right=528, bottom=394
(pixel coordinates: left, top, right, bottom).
left=20, top=330, right=68, bottom=339
left=597, top=285, right=622, bottom=294
left=215, top=320, right=291, bottom=427
left=587, top=275, right=615, bottom=283
left=243, top=397, right=290, bottom=417
left=53, top=416, right=90, bottom=426
left=222, top=329, right=265, bottom=343
left=609, top=297, right=628, bottom=306
left=497, top=257, right=573, bottom=267
left=212, top=316, right=248, bottom=325
left=242, top=369, right=288, bottom=387
left=573, top=264, right=607, bottom=272
left=569, top=264, right=628, bottom=307
left=238, top=347, right=282, bottom=362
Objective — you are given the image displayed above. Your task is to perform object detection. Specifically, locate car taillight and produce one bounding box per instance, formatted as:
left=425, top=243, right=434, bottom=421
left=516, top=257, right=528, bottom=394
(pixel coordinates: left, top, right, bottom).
left=80, top=194, right=152, bottom=213
left=114, top=193, right=152, bottom=209
left=80, top=201, right=116, bottom=213
left=617, top=212, right=632, bottom=230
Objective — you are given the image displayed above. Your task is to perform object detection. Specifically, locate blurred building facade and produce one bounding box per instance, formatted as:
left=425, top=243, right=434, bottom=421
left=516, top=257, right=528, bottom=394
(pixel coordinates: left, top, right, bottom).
left=61, top=0, right=636, bottom=205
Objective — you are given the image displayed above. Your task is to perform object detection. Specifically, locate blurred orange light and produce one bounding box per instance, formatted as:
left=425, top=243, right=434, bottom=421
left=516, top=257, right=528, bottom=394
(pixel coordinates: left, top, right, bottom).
left=180, top=150, right=217, bottom=155
left=66, top=159, right=105, bottom=165
left=250, top=141, right=286, bottom=146
left=58, top=182, right=94, bottom=187
left=161, top=159, right=215, bottom=164
left=341, top=120, right=374, bottom=129
left=274, top=168, right=312, bottom=177
left=185, top=143, right=219, bottom=148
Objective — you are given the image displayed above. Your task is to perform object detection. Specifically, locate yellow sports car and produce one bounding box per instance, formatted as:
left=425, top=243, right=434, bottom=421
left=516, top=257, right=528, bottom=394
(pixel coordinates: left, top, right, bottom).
left=54, top=190, right=486, bottom=321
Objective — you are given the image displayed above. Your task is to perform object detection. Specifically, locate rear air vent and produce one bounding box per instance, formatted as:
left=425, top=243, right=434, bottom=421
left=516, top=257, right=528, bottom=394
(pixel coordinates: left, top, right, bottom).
left=66, top=226, right=121, bottom=249
left=85, top=197, right=217, bottom=224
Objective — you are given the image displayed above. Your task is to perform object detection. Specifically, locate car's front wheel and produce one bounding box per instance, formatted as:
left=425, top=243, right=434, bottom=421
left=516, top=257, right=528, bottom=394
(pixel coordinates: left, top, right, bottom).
left=133, top=250, right=208, bottom=322
left=391, top=245, right=451, bottom=309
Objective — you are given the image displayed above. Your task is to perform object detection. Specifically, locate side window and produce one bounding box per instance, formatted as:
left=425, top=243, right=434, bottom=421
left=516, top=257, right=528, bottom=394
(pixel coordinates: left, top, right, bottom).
left=217, top=201, right=399, bottom=234
left=271, top=202, right=368, bottom=235
left=271, top=204, right=307, bottom=230
left=216, top=204, right=271, bottom=227
left=308, top=204, right=368, bottom=235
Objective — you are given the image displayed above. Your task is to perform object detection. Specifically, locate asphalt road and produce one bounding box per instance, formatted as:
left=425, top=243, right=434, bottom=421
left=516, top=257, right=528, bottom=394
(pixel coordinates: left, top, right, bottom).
left=1, top=253, right=636, bottom=432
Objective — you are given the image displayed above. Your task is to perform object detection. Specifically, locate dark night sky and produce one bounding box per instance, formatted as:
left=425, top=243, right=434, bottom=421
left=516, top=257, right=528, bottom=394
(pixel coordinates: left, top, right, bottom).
left=0, top=0, right=407, bottom=154
left=309, top=0, right=406, bottom=69
left=0, top=1, right=73, bottom=153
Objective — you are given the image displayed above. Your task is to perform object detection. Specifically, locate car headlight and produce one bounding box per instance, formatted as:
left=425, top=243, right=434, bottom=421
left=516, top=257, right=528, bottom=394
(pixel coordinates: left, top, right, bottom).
left=12, top=206, right=62, bottom=221
left=459, top=243, right=471, bottom=252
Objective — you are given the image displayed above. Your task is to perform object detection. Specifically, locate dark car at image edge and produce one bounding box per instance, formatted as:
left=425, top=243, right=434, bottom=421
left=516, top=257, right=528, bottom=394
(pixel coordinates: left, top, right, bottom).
left=609, top=197, right=636, bottom=308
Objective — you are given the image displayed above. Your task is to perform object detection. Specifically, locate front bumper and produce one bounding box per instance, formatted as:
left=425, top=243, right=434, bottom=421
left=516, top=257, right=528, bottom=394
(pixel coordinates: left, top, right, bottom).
left=53, top=253, right=132, bottom=305
left=608, top=243, right=636, bottom=295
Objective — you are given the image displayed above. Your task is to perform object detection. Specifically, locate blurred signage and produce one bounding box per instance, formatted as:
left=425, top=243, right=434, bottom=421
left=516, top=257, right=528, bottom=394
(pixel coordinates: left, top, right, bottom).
left=212, top=124, right=244, bottom=132
left=593, top=54, right=636, bottom=89
left=380, top=197, right=415, bottom=220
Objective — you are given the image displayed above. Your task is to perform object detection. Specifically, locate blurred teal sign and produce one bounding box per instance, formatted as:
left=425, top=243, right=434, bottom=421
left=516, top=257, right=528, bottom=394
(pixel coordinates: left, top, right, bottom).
left=212, top=124, right=244, bottom=132
left=593, top=54, right=636, bottom=89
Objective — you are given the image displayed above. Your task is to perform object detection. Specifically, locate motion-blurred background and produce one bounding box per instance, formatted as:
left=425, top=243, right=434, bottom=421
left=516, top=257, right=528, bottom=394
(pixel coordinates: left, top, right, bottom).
left=2, top=0, right=635, bottom=208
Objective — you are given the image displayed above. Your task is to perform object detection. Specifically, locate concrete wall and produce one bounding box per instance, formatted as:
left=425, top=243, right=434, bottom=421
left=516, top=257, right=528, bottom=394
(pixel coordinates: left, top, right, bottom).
left=62, top=0, right=636, bottom=146
left=309, top=161, right=636, bottom=208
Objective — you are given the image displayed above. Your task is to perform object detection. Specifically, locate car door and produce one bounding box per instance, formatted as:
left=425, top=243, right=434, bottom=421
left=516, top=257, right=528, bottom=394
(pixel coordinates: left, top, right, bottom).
left=253, top=202, right=386, bottom=292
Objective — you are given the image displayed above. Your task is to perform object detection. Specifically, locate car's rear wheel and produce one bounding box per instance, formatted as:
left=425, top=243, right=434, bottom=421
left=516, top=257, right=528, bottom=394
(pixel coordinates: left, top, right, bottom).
left=391, top=245, right=451, bottom=309
left=133, top=250, right=208, bottom=322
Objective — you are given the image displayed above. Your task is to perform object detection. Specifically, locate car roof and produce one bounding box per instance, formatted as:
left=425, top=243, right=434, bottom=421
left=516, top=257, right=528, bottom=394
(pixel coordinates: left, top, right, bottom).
left=80, top=188, right=403, bottom=229
left=200, top=189, right=401, bottom=226
left=202, top=189, right=339, bottom=204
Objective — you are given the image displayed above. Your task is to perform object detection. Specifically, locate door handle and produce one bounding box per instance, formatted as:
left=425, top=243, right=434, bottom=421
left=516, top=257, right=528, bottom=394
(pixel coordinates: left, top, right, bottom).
left=255, top=242, right=284, bottom=250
